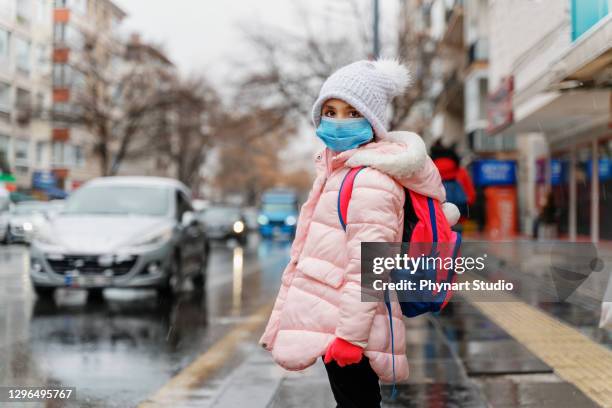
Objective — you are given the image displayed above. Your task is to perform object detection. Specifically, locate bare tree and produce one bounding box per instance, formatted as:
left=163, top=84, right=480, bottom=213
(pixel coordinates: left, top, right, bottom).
left=212, top=106, right=296, bottom=205
left=157, top=77, right=220, bottom=187
left=55, top=34, right=177, bottom=176
left=236, top=0, right=425, bottom=134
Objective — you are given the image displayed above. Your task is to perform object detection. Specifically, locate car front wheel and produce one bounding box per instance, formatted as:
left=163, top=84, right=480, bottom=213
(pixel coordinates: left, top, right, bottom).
left=192, top=242, right=209, bottom=292
left=33, top=285, right=55, bottom=298
left=157, top=254, right=182, bottom=298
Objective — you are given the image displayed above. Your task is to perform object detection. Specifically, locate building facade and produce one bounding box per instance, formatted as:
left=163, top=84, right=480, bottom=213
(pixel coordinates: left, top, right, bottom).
left=486, top=0, right=612, bottom=242
left=0, top=0, right=53, bottom=190
left=402, top=0, right=611, bottom=242
left=51, top=0, right=126, bottom=191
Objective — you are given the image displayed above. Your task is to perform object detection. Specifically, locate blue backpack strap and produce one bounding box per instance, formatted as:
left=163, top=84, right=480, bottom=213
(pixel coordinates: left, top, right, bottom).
left=338, top=165, right=398, bottom=400
left=337, top=166, right=366, bottom=231
left=384, top=290, right=398, bottom=400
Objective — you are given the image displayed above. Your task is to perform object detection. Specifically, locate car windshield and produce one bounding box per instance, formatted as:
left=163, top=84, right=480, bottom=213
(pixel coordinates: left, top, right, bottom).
left=202, top=207, right=241, bottom=223
left=63, top=185, right=171, bottom=216
left=262, top=203, right=296, bottom=213
left=11, top=202, right=49, bottom=215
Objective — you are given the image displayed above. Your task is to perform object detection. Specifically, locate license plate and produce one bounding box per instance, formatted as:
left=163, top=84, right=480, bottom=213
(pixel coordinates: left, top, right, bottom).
left=64, top=273, right=110, bottom=287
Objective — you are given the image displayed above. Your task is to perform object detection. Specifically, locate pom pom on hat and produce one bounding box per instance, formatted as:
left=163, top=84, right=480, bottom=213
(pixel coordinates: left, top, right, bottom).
left=371, top=58, right=412, bottom=97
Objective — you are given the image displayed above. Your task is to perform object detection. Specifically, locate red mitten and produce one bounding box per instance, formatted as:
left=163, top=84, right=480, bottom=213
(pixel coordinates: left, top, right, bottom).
left=323, top=337, right=363, bottom=367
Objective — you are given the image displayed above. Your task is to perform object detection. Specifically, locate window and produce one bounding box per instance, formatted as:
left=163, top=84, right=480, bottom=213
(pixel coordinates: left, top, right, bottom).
left=15, top=36, right=31, bottom=73
left=36, top=0, right=49, bottom=22
left=0, top=82, right=10, bottom=113
left=36, top=44, right=49, bottom=72
left=55, top=0, right=86, bottom=14
left=16, top=88, right=30, bottom=109
left=53, top=63, right=73, bottom=86
left=572, top=0, right=610, bottom=40
left=15, top=139, right=29, bottom=167
left=35, top=141, right=48, bottom=165
left=72, top=0, right=87, bottom=15
left=35, top=92, right=44, bottom=111
left=63, top=143, right=75, bottom=166
left=54, top=23, right=84, bottom=49
left=75, top=145, right=84, bottom=167
left=0, top=0, right=14, bottom=19
left=0, top=134, right=10, bottom=170
left=17, top=0, right=32, bottom=24
left=52, top=141, right=63, bottom=165
left=52, top=141, right=81, bottom=166
left=0, top=29, right=9, bottom=62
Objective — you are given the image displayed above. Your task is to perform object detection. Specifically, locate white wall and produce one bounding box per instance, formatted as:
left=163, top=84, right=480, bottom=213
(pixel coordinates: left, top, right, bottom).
left=487, top=0, right=569, bottom=90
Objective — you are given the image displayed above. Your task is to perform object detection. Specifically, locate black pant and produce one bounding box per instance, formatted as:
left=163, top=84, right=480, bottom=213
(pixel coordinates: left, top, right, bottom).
left=323, top=357, right=381, bottom=408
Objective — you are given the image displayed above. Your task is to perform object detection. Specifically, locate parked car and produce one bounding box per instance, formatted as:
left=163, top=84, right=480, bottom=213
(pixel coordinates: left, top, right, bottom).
left=29, top=177, right=209, bottom=298
left=198, top=206, right=247, bottom=244
left=7, top=201, right=52, bottom=244
left=0, top=187, right=10, bottom=244
left=258, top=189, right=298, bottom=239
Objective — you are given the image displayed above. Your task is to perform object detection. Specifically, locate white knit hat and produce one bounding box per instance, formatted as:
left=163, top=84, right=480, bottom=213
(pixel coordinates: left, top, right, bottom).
left=312, top=58, right=411, bottom=140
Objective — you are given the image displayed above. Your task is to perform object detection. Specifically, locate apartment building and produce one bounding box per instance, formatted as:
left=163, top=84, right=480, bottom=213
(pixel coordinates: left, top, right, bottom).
left=115, top=33, right=177, bottom=178
left=486, top=0, right=612, bottom=242
left=402, top=0, right=611, bottom=241
left=51, top=0, right=125, bottom=191
left=0, top=0, right=53, bottom=190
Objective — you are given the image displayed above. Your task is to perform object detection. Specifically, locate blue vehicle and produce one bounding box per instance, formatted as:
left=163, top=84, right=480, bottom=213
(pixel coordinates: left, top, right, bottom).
left=258, top=189, right=298, bottom=239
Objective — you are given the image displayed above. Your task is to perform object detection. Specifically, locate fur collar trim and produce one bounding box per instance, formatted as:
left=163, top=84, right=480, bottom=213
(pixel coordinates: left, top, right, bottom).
left=345, top=131, right=427, bottom=178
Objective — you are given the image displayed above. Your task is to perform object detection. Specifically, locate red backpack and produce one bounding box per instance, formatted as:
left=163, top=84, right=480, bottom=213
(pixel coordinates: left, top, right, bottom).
left=338, top=165, right=462, bottom=316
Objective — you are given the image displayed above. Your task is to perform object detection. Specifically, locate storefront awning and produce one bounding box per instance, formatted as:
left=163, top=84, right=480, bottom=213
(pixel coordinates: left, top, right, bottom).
left=495, top=89, right=610, bottom=143
left=491, top=17, right=612, bottom=140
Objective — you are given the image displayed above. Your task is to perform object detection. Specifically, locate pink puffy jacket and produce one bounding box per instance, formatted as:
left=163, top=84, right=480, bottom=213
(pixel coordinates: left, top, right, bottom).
left=259, top=131, right=447, bottom=383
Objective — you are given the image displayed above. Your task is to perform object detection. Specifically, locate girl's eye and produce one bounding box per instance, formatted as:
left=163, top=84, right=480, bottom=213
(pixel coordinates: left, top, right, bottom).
left=349, top=111, right=362, bottom=118
left=324, top=110, right=335, bottom=117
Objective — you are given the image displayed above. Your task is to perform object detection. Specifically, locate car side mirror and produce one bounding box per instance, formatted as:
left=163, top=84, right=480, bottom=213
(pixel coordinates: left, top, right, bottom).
left=181, top=211, right=195, bottom=227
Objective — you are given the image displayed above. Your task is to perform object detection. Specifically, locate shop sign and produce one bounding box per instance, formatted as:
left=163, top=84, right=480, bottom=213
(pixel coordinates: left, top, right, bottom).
left=473, top=160, right=517, bottom=186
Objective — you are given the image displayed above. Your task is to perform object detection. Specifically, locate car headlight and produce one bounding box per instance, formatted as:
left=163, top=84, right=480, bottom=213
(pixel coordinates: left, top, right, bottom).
left=23, top=222, right=34, bottom=232
left=233, top=220, right=245, bottom=234
left=284, top=215, right=296, bottom=226
left=130, top=228, right=173, bottom=247
left=257, top=215, right=269, bottom=225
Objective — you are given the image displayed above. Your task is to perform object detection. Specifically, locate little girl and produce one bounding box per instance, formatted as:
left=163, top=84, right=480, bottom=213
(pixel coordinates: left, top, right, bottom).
left=259, top=59, right=456, bottom=407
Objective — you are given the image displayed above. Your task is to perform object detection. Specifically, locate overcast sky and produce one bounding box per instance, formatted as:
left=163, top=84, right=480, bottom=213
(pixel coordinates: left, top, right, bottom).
left=114, top=0, right=400, bottom=169
left=115, top=0, right=399, bottom=80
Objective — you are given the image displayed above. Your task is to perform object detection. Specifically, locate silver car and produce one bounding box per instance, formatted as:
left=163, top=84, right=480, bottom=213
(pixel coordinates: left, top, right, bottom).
left=29, top=177, right=208, bottom=298
left=7, top=201, right=52, bottom=244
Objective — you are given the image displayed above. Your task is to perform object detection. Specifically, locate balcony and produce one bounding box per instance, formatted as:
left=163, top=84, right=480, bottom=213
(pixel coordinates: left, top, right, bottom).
left=467, top=38, right=489, bottom=67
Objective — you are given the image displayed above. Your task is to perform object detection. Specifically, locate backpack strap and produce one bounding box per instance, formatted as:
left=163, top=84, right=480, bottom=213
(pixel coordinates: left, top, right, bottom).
left=337, top=166, right=366, bottom=231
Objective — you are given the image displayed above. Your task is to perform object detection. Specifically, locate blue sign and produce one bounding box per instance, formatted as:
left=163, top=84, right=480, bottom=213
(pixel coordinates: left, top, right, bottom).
left=32, top=171, right=57, bottom=190
left=586, top=159, right=612, bottom=181
left=472, top=160, right=517, bottom=186
left=550, top=159, right=570, bottom=186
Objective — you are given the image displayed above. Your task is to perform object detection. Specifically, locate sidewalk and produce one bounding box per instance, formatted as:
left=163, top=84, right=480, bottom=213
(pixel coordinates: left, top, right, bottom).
left=142, top=239, right=612, bottom=407
left=200, top=301, right=602, bottom=407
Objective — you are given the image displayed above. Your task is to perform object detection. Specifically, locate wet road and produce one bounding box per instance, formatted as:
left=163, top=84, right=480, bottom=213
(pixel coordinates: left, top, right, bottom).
left=2, top=237, right=611, bottom=407
left=0, top=234, right=290, bottom=407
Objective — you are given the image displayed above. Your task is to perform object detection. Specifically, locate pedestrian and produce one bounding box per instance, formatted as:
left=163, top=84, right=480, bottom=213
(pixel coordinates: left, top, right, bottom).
left=259, top=58, right=459, bottom=407
left=430, top=141, right=476, bottom=221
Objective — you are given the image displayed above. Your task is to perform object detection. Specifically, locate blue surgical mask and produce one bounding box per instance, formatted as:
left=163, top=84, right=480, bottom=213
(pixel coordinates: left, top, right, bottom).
left=316, top=117, right=374, bottom=152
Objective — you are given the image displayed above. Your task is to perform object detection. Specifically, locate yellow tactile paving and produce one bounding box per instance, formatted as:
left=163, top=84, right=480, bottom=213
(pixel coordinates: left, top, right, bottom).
left=463, top=295, right=612, bottom=408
